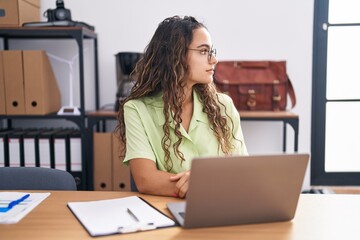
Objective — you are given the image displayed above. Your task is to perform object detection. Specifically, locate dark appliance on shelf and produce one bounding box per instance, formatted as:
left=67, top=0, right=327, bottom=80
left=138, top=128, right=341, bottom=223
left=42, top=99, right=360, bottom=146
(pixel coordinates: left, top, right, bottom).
left=114, top=52, right=143, bottom=111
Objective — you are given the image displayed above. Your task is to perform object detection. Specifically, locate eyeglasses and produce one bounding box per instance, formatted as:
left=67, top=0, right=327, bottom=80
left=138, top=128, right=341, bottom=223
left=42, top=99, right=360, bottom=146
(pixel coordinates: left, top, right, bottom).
left=188, top=48, right=217, bottom=62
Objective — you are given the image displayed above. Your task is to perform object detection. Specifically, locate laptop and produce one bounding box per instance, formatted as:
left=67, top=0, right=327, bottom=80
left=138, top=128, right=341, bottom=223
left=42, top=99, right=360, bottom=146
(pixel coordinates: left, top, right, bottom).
left=167, top=153, right=309, bottom=229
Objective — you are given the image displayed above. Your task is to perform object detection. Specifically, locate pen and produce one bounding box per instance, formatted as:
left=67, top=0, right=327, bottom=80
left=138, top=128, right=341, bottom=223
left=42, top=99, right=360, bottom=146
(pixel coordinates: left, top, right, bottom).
left=127, top=208, right=140, bottom=222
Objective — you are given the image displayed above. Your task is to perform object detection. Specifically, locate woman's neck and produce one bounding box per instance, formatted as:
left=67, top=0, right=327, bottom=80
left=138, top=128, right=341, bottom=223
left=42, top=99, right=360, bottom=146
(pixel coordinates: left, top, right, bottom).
left=182, top=86, right=194, bottom=107
left=180, top=87, right=194, bottom=132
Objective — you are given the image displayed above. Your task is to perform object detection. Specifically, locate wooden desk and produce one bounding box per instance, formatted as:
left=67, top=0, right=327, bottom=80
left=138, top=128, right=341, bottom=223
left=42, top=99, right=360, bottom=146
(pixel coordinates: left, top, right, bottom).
left=1, top=191, right=360, bottom=240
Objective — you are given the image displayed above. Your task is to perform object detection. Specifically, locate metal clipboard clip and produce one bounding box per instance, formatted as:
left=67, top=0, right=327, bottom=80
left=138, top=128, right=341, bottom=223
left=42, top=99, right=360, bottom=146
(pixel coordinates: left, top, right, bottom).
left=118, top=222, right=156, bottom=234
left=118, top=207, right=156, bottom=233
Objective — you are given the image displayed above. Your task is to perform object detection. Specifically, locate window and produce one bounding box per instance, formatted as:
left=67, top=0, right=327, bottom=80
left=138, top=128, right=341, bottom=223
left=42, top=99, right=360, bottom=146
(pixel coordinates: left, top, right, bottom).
left=312, top=0, right=360, bottom=185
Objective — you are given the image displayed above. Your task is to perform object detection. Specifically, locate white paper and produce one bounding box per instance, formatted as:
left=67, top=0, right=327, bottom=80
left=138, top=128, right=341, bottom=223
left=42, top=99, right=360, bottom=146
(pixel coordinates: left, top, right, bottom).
left=68, top=196, right=175, bottom=236
left=0, top=192, right=51, bottom=224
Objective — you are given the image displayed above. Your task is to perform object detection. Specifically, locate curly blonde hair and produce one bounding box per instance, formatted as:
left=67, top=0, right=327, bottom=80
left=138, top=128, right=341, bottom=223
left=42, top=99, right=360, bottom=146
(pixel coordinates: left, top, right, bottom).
left=116, top=16, right=238, bottom=171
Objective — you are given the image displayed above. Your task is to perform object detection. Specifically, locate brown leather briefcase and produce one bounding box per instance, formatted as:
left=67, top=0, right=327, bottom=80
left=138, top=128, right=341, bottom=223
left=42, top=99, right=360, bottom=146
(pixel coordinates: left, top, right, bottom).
left=214, top=61, right=296, bottom=111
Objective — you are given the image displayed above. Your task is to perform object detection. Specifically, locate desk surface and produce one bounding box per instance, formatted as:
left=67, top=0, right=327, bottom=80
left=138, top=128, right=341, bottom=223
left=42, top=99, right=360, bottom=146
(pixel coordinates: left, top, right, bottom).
left=1, top=191, right=360, bottom=240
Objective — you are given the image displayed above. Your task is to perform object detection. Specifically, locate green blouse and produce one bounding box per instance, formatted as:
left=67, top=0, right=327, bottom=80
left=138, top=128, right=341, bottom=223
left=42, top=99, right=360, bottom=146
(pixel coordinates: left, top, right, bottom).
left=123, top=90, right=248, bottom=173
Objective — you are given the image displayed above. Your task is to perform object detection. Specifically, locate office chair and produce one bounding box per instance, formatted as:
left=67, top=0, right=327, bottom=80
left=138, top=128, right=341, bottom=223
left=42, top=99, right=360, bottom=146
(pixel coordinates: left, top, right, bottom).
left=130, top=172, right=138, bottom=192
left=0, top=167, right=77, bottom=190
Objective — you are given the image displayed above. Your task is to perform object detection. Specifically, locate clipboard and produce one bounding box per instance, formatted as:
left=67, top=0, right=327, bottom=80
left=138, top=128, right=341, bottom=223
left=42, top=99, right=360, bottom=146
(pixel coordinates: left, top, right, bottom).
left=67, top=196, right=177, bottom=236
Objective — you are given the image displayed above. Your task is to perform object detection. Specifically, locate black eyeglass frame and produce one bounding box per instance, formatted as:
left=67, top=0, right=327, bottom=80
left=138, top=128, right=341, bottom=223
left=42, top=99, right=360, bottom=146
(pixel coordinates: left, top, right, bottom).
left=188, top=48, right=217, bottom=62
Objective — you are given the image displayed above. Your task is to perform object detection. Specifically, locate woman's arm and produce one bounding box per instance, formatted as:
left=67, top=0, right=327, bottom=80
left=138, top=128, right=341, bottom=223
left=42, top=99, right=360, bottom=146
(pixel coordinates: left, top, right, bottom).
left=130, top=158, right=190, bottom=198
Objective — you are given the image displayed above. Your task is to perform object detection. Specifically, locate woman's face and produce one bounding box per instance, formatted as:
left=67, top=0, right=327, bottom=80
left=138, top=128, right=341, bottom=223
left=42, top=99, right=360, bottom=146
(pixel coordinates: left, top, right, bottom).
left=186, top=27, right=218, bottom=87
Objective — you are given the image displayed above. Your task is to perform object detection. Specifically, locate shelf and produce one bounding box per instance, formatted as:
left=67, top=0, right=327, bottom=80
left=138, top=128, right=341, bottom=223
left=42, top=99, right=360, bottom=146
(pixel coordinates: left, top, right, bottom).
left=239, top=110, right=299, bottom=152
left=239, top=110, right=299, bottom=119
left=0, top=27, right=100, bottom=190
left=0, top=26, right=97, bottom=39
left=0, top=26, right=100, bottom=112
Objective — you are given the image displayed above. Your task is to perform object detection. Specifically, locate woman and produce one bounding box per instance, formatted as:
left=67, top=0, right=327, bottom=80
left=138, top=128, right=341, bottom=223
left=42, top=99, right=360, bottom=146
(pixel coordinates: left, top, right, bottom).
left=116, top=16, right=248, bottom=198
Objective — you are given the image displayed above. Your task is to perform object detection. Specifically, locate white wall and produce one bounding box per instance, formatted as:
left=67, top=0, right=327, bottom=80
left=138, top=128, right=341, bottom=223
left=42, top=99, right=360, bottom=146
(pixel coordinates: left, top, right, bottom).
left=39, top=0, right=314, bottom=187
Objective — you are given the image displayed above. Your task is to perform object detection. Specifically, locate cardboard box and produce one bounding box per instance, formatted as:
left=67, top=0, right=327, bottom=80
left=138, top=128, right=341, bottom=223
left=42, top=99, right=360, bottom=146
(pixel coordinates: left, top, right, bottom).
left=2, top=50, right=25, bottom=115
left=23, top=50, right=61, bottom=115
left=112, top=133, right=131, bottom=191
left=93, top=132, right=131, bottom=191
left=0, top=0, right=40, bottom=26
left=0, top=50, right=61, bottom=115
left=93, top=132, right=113, bottom=191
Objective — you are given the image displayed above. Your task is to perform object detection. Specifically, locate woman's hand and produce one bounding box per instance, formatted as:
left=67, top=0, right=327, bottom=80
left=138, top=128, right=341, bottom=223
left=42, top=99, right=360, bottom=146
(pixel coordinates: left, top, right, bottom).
left=169, top=171, right=191, bottom=198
